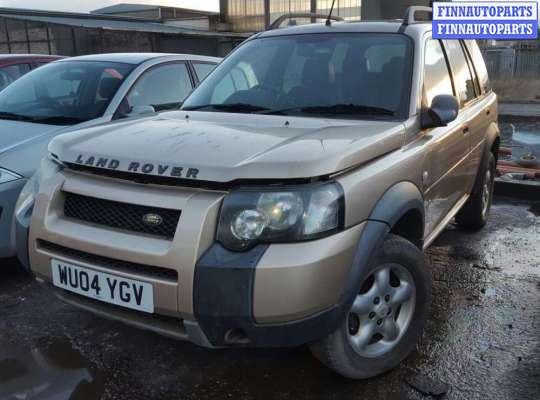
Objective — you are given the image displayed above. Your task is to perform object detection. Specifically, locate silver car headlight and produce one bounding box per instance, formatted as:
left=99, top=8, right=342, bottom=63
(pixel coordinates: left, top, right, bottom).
left=217, top=182, right=344, bottom=251
left=0, top=168, right=22, bottom=184
left=14, top=155, right=63, bottom=216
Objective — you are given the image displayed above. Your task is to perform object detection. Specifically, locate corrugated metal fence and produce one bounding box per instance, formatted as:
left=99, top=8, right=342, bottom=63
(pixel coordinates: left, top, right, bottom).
left=482, top=48, right=540, bottom=80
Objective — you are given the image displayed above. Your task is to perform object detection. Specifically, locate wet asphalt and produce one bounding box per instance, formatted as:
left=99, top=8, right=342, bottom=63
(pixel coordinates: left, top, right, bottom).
left=0, top=197, right=538, bottom=400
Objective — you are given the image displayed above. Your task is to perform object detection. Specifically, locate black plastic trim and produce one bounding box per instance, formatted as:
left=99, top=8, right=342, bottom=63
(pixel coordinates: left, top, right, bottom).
left=368, top=181, right=425, bottom=228
left=193, top=220, right=390, bottom=347
left=193, top=243, right=268, bottom=346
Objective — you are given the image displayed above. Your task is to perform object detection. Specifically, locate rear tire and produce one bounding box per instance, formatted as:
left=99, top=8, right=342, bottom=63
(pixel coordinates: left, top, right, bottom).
left=455, top=152, right=496, bottom=230
left=309, top=234, right=431, bottom=379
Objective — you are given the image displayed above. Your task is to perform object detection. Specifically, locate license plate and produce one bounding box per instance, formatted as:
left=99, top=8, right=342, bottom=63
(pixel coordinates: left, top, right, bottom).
left=51, top=259, right=154, bottom=313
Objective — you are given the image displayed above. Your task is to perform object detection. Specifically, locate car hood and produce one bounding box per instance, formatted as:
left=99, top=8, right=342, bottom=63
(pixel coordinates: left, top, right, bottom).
left=51, top=111, right=406, bottom=183
left=0, top=118, right=111, bottom=177
left=0, top=120, right=65, bottom=157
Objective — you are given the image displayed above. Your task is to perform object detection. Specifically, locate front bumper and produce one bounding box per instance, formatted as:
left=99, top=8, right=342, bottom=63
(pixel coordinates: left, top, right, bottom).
left=27, top=170, right=365, bottom=347
left=0, top=178, right=26, bottom=258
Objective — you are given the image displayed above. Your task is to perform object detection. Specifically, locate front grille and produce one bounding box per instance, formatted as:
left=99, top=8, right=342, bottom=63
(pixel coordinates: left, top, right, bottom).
left=63, top=192, right=181, bottom=239
left=38, top=240, right=178, bottom=281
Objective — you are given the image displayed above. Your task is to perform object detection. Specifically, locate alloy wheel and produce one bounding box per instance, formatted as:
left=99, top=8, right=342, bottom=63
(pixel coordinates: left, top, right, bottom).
left=347, top=263, right=416, bottom=358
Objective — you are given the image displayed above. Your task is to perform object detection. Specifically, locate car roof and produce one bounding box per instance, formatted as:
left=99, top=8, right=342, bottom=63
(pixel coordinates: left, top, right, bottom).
left=0, top=54, right=63, bottom=59
left=57, top=53, right=221, bottom=65
left=0, top=54, right=64, bottom=65
left=256, top=20, right=431, bottom=41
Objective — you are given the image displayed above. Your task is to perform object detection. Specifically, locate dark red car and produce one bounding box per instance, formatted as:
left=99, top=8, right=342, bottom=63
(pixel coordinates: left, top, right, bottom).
left=0, top=54, right=64, bottom=91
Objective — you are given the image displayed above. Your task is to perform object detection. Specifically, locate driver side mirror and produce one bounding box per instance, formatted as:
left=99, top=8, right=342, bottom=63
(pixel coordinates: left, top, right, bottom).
left=421, top=94, right=459, bottom=129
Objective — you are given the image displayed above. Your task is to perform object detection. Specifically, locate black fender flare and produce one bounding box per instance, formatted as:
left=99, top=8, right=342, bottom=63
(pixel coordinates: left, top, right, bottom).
left=471, top=121, right=500, bottom=196
left=336, top=182, right=425, bottom=321
left=485, top=120, right=500, bottom=155
left=368, top=181, right=425, bottom=230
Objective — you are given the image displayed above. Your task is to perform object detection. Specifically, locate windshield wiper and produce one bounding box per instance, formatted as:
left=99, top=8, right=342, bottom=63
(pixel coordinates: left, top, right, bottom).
left=182, top=103, right=270, bottom=113
left=258, top=104, right=395, bottom=117
left=0, top=112, right=35, bottom=122
left=24, top=116, right=86, bottom=125
left=0, top=112, right=84, bottom=125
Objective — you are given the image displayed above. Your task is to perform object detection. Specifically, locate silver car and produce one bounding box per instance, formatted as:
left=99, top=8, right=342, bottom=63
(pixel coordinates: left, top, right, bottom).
left=0, top=53, right=220, bottom=257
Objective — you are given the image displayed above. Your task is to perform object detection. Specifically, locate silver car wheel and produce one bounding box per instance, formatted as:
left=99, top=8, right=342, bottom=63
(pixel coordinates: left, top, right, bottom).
left=347, top=263, right=416, bottom=358
left=481, top=169, right=492, bottom=218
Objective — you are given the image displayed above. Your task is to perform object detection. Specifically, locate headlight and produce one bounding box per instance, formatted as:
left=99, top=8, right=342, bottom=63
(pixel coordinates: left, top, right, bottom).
left=0, top=168, right=22, bottom=184
left=217, top=182, right=344, bottom=251
left=14, top=155, right=63, bottom=215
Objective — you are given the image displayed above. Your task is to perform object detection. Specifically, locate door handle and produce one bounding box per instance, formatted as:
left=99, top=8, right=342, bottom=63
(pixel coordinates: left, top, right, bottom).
left=462, top=126, right=470, bottom=134
left=485, top=108, right=491, bottom=116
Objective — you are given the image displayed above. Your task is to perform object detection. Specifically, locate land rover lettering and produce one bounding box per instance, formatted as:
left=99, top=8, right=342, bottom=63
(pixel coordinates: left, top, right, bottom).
left=74, top=154, right=199, bottom=179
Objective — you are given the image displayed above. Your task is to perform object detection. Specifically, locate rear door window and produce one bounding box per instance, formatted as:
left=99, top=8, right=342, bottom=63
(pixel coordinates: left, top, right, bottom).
left=443, top=40, right=477, bottom=106
left=464, top=40, right=491, bottom=94
left=126, top=63, right=193, bottom=112
left=0, top=63, right=31, bottom=91
left=193, top=62, right=217, bottom=82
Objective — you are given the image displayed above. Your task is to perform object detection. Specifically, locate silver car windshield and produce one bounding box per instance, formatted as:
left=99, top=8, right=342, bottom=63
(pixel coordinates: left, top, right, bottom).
left=0, top=61, right=134, bottom=125
left=183, top=33, right=413, bottom=120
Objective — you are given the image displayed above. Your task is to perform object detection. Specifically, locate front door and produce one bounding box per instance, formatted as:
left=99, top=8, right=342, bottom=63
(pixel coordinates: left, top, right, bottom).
left=422, top=38, right=472, bottom=237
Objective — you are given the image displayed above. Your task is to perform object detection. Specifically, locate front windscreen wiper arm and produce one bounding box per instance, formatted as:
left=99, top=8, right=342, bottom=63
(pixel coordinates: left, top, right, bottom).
left=182, top=103, right=270, bottom=113
left=26, top=116, right=86, bottom=125
left=0, top=112, right=84, bottom=125
left=0, top=112, right=35, bottom=122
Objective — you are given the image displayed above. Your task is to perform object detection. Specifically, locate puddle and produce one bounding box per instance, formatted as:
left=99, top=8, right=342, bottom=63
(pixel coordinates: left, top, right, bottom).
left=0, top=337, right=105, bottom=400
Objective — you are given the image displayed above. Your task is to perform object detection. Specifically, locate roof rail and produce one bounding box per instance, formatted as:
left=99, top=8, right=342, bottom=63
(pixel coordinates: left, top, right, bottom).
left=268, top=13, right=344, bottom=30
left=402, top=6, right=432, bottom=26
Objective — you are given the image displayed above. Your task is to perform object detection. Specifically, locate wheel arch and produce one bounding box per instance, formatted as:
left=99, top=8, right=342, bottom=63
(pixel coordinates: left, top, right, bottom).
left=486, top=121, right=501, bottom=162
left=367, top=181, right=425, bottom=249
left=335, top=181, right=425, bottom=335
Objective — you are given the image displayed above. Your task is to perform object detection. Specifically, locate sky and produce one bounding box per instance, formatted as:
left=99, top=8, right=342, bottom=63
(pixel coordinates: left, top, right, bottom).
left=0, top=0, right=220, bottom=13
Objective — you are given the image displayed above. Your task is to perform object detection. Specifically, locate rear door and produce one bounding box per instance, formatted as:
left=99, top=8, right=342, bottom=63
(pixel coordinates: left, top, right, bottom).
left=462, top=40, right=497, bottom=180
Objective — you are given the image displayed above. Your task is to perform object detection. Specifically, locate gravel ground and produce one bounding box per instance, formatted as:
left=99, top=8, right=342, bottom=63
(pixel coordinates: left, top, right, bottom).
left=0, top=197, right=539, bottom=400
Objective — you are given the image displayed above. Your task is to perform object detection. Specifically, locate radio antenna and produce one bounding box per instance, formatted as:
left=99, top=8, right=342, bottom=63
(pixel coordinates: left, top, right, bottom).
left=325, top=0, right=337, bottom=26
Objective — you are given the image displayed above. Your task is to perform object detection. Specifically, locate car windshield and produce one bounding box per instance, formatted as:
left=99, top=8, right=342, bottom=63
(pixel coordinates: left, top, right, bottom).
left=0, top=61, right=134, bottom=125
left=183, top=33, right=413, bottom=120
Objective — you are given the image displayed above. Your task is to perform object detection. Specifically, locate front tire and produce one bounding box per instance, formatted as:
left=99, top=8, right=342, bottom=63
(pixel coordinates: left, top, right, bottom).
left=309, top=234, right=431, bottom=379
left=455, top=152, right=496, bottom=230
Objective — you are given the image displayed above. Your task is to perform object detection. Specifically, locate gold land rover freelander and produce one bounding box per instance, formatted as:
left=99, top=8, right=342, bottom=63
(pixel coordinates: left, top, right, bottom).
left=14, top=7, right=499, bottom=379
